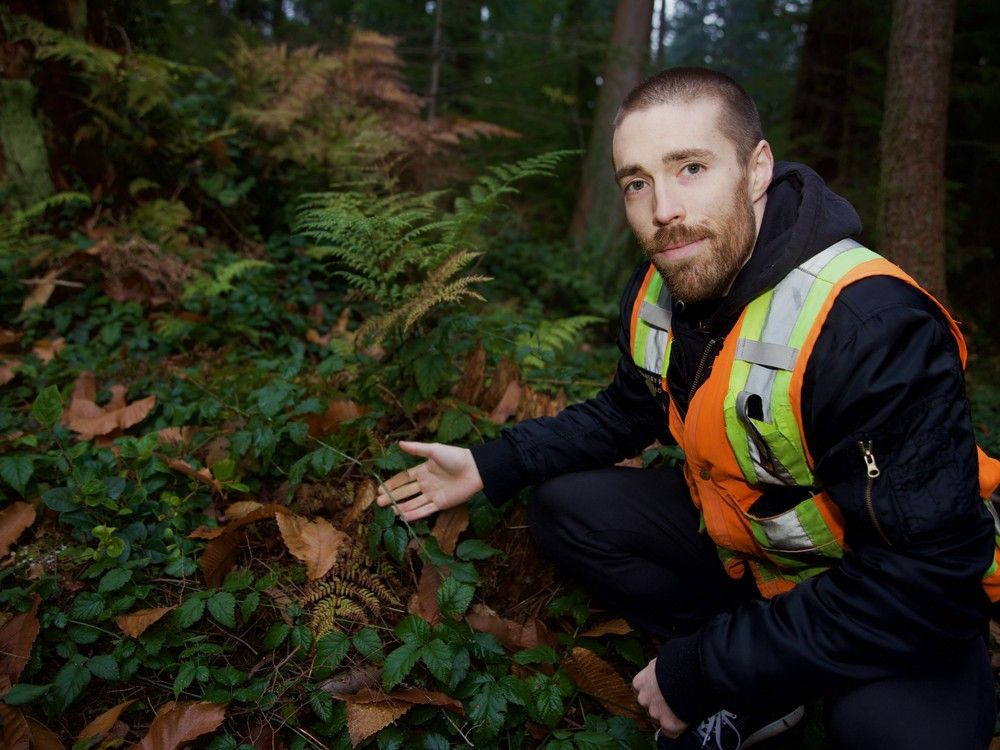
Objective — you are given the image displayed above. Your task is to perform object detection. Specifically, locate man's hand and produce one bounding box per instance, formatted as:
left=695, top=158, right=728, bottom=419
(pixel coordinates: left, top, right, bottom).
left=633, top=658, right=687, bottom=739
left=376, top=441, right=484, bottom=522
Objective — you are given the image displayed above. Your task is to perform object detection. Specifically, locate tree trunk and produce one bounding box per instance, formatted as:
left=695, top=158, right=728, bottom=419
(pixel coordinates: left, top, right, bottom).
left=427, top=0, right=445, bottom=120
left=568, top=0, right=653, bottom=272
left=877, top=0, right=956, bottom=303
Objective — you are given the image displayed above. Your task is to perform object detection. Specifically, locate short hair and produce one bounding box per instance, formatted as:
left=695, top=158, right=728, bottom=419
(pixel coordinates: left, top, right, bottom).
left=614, top=67, right=763, bottom=164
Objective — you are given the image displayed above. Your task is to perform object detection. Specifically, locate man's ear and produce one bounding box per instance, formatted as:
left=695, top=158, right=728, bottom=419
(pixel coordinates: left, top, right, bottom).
left=748, top=140, right=774, bottom=203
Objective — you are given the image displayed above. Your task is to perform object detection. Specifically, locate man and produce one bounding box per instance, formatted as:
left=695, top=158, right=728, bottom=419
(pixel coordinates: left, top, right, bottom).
left=376, top=68, right=1000, bottom=749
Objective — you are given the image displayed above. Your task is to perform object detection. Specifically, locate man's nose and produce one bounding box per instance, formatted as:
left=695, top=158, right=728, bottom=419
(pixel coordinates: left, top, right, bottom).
left=652, top=185, right=684, bottom=226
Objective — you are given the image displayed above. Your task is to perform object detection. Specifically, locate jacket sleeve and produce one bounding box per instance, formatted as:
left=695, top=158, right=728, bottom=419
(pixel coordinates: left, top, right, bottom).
left=471, top=263, right=671, bottom=505
left=655, top=276, right=996, bottom=722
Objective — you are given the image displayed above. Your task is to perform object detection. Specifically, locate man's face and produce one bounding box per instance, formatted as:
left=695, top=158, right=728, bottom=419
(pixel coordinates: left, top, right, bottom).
left=612, top=98, right=767, bottom=303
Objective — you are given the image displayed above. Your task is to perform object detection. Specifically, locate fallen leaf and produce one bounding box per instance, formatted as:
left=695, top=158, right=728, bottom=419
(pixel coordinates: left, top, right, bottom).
left=317, top=664, right=381, bottom=695
left=26, top=716, right=65, bottom=750
left=562, top=647, right=646, bottom=722
left=63, top=373, right=156, bottom=440
left=276, top=513, right=349, bottom=580
left=200, top=532, right=241, bottom=588
left=0, top=594, right=40, bottom=682
left=225, top=500, right=264, bottom=520
left=135, top=700, right=227, bottom=750
left=430, top=505, right=468, bottom=555
left=189, top=503, right=289, bottom=540
left=342, top=481, right=376, bottom=526
left=0, top=358, right=21, bottom=386
left=454, top=343, right=486, bottom=404
left=579, top=618, right=633, bottom=638
left=305, top=399, right=368, bottom=438
left=115, top=608, right=172, bottom=639
left=0, top=502, right=36, bottom=557
left=78, top=699, right=137, bottom=740
left=466, top=603, right=556, bottom=652
left=0, top=703, right=29, bottom=750
left=246, top=721, right=286, bottom=750
left=0, top=329, right=22, bottom=348
left=163, top=457, right=222, bottom=494
left=31, top=337, right=65, bottom=364
left=336, top=687, right=463, bottom=747
left=306, top=328, right=332, bottom=346
left=156, top=426, right=195, bottom=447
left=488, top=379, right=522, bottom=424
left=482, top=357, right=519, bottom=409
left=21, top=267, right=62, bottom=312
left=407, top=564, right=443, bottom=625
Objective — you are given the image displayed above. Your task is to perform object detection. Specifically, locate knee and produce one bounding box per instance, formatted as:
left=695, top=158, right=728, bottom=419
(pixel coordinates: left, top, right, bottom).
left=527, top=472, right=599, bottom=549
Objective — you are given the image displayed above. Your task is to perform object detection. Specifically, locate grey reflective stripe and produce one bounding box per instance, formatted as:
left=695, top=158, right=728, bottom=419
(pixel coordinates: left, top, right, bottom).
left=644, top=328, right=669, bottom=377
left=639, top=300, right=672, bottom=331
left=758, top=510, right=815, bottom=551
left=735, top=340, right=799, bottom=371
left=798, top=238, right=861, bottom=276
left=736, top=391, right=796, bottom=486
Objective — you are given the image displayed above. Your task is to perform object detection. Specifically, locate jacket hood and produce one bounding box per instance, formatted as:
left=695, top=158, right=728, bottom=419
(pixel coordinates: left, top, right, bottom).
left=689, top=161, right=863, bottom=329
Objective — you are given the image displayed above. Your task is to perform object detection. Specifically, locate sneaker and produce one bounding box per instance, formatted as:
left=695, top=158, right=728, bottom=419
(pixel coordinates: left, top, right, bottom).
left=654, top=705, right=805, bottom=749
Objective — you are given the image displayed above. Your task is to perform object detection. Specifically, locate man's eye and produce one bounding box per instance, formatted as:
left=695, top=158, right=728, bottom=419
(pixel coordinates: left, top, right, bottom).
left=683, top=164, right=702, bottom=175
left=624, top=179, right=646, bottom=193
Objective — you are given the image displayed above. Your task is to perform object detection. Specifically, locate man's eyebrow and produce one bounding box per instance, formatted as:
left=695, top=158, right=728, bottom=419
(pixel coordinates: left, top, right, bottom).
left=613, top=148, right=718, bottom=182
left=614, top=164, right=642, bottom=182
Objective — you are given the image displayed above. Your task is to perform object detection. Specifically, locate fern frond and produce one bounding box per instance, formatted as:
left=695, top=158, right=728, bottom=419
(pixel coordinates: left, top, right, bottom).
left=516, top=315, right=605, bottom=370
left=182, top=259, right=271, bottom=299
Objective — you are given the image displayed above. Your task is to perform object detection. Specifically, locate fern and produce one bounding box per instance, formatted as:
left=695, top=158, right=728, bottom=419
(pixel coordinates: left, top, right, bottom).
left=294, top=151, right=574, bottom=348
left=182, top=259, right=272, bottom=299
left=516, top=315, right=605, bottom=370
left=0, top=192, right=91, bottom=257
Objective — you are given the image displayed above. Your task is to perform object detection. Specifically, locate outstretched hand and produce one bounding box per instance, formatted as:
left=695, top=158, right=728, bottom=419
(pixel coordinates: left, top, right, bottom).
left=375, top=441, right=485, bottom=522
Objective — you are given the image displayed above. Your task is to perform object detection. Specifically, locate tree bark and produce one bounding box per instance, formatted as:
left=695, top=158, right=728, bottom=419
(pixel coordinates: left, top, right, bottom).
left=568, top=0, right=653, bottom=272
left=427, top=0, right=445, bottom=120
left=877, top=0, right=956, bottom=302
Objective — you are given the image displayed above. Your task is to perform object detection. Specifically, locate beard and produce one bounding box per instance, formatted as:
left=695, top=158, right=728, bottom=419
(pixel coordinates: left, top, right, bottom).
left=639, top=179, right=757, bottom=303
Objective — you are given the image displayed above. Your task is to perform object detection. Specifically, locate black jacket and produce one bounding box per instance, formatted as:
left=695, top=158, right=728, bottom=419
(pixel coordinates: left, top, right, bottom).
left=470, top=162, right=995, bottom=723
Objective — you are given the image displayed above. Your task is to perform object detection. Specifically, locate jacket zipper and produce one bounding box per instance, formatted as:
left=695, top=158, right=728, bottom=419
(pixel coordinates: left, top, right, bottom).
left=858, top=440, right=892, bottom=546
left=686, top=337, right=718, bottom=405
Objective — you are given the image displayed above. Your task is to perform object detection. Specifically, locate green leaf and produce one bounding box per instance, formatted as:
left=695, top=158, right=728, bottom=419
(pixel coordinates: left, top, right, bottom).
left=466, top=674, right=506, bottom=737
left=413, top=354, right=451, bottom=399
left=455, top=539, right=501, bottom=561
left=395, top=615, right=430, bottom=645
left=419, top=638, right=453, bottom=685
left=315, top=631, right=350, bottom=672
left=2, top=682, right=49, bottom=705
left=500, top=675, right=531, bottom=706
left=309, top=446, right=337, bottom=476
left=437, top=576, right=475, bottom=617
left=0, top=455, right=33, bottom=494
left=97, top=567, right=132, bottom=594
left=254, top=381, right=295, bottom=418
left=572, top=730, right=618, bottom=750
left=382, top=526, right=408, bottom=563
left=421, top=734, right=449, bottom=750
left=42, top=486, right=76, bottom=512
left=289, top=625, right=312, bottom=652
left=87, top=654, right=120, bottom=680
left=309, top=689, right=334, bottom=722
left=436, top=409, right=472, bottom=442
left=31, top=385, right=63, bottom=428
left=69, top=592, right=105, bottom=622
left=240, top=591, right=260, bottom=622
left=207, top=591, right=237, bottom=629
left=382, top=641, right=421, bottom=690
left=212, top=665, right=246, bottom=687
left=174, top=661, right=197, bottom=696
left=512, top=645, right=559, bottom=666
left=52, top=656, right=91, bottom=711
left=352, top=628, right=383, bottom=663
left=531, top=676, right=564, bottom=726
left=174, top=595, right=206, bottom=628
left=261, top=622, right=290, bottom=650
left=222, top=568, right=254, bottom=592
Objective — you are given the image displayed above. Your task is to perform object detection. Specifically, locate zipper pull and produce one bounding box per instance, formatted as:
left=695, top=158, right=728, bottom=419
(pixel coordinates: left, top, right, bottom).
left=859, top=440, right=880, bottom=478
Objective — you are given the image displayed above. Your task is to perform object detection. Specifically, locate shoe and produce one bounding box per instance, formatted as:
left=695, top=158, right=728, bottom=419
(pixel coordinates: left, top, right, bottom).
left=654, top=705, right=805, bottom=749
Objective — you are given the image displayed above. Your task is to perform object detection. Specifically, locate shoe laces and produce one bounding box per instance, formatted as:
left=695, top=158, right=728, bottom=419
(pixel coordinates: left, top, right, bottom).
left=694, top=709, right=740, bottom=749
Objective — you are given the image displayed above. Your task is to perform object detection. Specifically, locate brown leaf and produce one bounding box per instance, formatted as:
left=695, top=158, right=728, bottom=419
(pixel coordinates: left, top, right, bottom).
left=31, top=337, right=65, bottom=364
left=0, top=502, right=37, bottom=557
left=225, top=500, right=264, bottom=520
left=0, top=328, right=22, bottom=349
left=189, top=503, right=289, bottom=540
left=115, top=608, right=172, bottom=639
left=488, top=379, right=521, bottom=424
left=78, top=699, right=137, bottom=741
left=337, top=686, right=463, bottom=711
left=454, top=343, right=485, bottom=404
left=561, top=647, right=646, bottom=722
left=0, top=703, right=30, bottom=750
left=163, top=457, right=222, bottom=494
left=305, top=399, right=368, bottom=438
left=430, top=505, right=468, bottom=556
left=200, top=533, right=241, bottom=588
left=276, top=513, right=349, bottom=580
left=0, top=594, right=40, bottom=682
left=26, top=716, right=64, bottom=750
left=0, top=358, right=21, bottom=386
left=246, top=722, right=286, bottom=750
left=342, top=480, right=376, bottom=526
left=466, top=603, right=556, bottom=652
left=579, top=619, right=633, bottom=638
left=482, top=357, right=519, bottom=410
left=21, top=267, right=62, bottom=312
left=344, top=697, right=411, bottom=747
left=134, top=700, right=227, bottom=750
left=407, top=564, right=443, bottom=625
left=317, top=664, right=381, bottom=695
left=63, top=374, right=156, bottom=440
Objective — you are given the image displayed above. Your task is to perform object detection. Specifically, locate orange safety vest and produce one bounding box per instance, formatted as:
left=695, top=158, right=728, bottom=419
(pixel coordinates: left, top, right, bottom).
left=629, top=240, right=1000, bottom=599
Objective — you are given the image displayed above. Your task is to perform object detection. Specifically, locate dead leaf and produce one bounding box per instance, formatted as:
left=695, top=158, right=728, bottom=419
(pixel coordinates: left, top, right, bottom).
left=488, top=380, right=522, bottom=424
left=305, top=399, right=368, bottom=438
left=71, top=371, right=98, bottom=402
left=156, top=426, right=195, bottom=447
left=31, top=337, right=65, bottom=364
left=0, top=502, right=36, bottom=557
left=430, top=505, right=468, bottom=555
left=317, top=664, right=381, bottom=695
left=562, top=647, right=646, bottom=722
left=246, top=722, right=286, bottom=750
left=225, top=500, right=264, bottom=520
left=466, top=603, right=556, bottom=652
left=200, top=532, right=241, bottom=588
left=579, top=619, right=633, bottom=638
left=26, top=716, right=64, bottom=750
left=0, top=594, right=40, bottom=682
left=454, top=343, right=485, bottom=404
left=63, top=373, right=156, bottom=440
left=189, top=503, right=289, bottom=540
left=0, top=703, right=29, bottom=750
left=134, top=700, right=227, bottom=750
left=407, top=564, right=443, bottom=625
left=0, top=329, right=22, bottom=349
left=162, top=457, right=222, bottom=494
left=21, top=267, right=62, bottom=312
left=482, top=357, right=519, bottom=409
left=0, top=358, right=21, bottom=386
left=517, top=385, right=567, bottom=421
left=115, top=608, right=172, bottom=639
left=276, top=513, right=349, bottom=580
left=342, top=481, right=376, bottom=526
left=336, top=687, right=463, bottom=747
left=78, top=699, right=137, bottom=740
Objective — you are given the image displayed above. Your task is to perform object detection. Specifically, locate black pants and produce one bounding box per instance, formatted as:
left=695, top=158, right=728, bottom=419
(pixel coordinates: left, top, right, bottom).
left=527, top=466, right=995, bottom=750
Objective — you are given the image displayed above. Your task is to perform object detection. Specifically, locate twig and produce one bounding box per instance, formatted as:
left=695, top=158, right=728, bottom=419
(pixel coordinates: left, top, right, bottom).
left=444, top=711, right=475, bottom=747
left=20, top=278, right=86, bottom=288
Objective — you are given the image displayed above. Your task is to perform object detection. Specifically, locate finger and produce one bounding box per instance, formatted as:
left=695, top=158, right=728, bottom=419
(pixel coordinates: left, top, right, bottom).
left=399, top=440, right=438, bottom=458
left=379, top=479, right=422, bottom=503
left=383, top=466, right=419, bottom=491
left=386, top=494, right=430, bottom=516
left=401, top=501, right=442, bottom=523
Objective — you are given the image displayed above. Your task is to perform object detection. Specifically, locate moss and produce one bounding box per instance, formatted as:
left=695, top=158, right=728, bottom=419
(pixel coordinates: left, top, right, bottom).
left=0, top=78, right=54, bottom=208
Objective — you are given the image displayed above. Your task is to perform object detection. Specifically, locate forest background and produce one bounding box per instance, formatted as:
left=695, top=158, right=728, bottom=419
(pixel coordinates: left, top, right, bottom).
left=1, top=0, right=999, bottom=748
